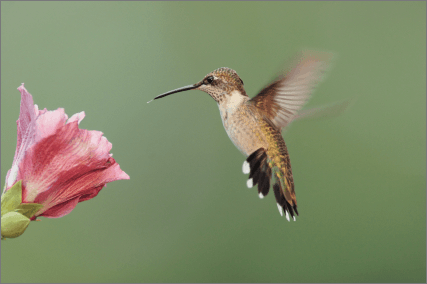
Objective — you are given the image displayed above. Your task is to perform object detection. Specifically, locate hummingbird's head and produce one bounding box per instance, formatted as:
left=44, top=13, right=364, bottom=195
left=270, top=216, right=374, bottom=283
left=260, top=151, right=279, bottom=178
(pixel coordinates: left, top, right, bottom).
left=195, top=67, right=247, bottom=103
left=148, top=67, right=247, bottom=104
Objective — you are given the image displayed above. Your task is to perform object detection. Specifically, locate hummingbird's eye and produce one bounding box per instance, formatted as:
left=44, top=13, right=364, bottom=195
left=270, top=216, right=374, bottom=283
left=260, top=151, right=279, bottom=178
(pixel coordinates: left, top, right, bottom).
left=204, top=76, right=214, bottom=84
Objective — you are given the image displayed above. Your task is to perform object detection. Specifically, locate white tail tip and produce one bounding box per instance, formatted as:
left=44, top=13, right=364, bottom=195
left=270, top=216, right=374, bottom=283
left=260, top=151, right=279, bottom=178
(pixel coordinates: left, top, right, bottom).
left=246, top=178, right=253, bottom=188
left=293, top=216, right=296, bottom=222
left=285, top=211, right=290, bottom=222
left=242, top=161, right=250, bottom=174
left=277, top=203, right=283, bottom=216
left=258, top=192, right=264, bottom=199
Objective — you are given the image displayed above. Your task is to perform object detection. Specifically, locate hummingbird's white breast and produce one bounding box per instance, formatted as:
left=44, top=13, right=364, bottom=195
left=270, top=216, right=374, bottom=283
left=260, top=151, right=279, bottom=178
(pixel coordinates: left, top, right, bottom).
left=218, top=90, right=267, bottom=156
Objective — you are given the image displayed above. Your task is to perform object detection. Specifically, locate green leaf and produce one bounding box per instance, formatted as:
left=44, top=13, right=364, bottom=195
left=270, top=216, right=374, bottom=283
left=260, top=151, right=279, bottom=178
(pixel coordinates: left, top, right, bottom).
left=1, top=180, right=22, bottom=217
left=1, top=211, right=30, bottom=239
left=15, top=203, right=44, bottom=219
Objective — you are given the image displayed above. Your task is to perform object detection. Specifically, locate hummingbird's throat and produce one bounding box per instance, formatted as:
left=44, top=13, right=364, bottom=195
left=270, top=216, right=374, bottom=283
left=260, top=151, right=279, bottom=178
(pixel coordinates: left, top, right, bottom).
left=205, top=89, right=226, bottom=104
left=224, top=90, right=246, bottom=109
left=217, top=90, right=246, bottom=113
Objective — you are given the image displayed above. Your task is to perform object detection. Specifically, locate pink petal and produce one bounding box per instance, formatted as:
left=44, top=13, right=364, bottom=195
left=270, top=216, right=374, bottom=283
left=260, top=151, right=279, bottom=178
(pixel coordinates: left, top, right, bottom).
left=39, top=197, right=80, bottom=219
left=16, top=84, right=36, bottom=152
left=34, top=104, right=48, bottom=116
left=6, top=84, right=37, bottom=188
left=67, top=111, right=85, bottom=125
left=34, top=160, right=128, bottom=217
left=34, top=108, right=68, bottom=143
left=40, top=185, right=103, bottom=218
left=7, top=84, right=129, bottom=219
left=18, top=121, right=129, bottom=217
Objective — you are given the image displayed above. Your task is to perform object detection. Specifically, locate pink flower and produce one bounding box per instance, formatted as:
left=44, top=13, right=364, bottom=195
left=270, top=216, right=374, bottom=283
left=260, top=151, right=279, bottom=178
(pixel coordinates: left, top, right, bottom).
left=4, top=84, right=129, bottom=219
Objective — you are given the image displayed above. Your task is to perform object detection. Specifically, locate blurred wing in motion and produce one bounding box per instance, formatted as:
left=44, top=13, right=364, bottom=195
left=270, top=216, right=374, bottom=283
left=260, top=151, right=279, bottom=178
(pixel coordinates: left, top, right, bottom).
left=286, top=99, right=353, bottom=130
left=249, top=50, right=333, bottom=131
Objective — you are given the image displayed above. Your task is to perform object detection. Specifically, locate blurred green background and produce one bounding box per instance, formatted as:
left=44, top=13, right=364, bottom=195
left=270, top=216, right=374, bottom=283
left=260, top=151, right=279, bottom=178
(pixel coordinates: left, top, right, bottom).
left=1, top=1, right=425, bottom=283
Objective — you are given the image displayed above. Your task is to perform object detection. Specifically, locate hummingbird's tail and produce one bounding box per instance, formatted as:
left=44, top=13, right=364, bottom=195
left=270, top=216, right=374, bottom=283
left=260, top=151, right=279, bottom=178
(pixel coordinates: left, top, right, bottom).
left=273, top=182, right=298, bottom=222
left=243, top=148, right=272, bottom=198
left=243, top=147, right=298, bottom=221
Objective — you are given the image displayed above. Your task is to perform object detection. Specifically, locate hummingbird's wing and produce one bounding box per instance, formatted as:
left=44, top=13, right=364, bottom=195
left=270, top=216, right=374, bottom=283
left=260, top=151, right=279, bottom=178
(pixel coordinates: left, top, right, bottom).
left=249, top=51, right=333, bottom=131
left=292, top=99, right=351, bottom=121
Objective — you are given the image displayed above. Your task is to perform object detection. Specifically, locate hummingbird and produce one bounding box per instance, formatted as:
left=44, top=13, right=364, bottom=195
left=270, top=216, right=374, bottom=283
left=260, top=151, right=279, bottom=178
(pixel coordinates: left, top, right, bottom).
left=148, top=51, right=333, bottom=222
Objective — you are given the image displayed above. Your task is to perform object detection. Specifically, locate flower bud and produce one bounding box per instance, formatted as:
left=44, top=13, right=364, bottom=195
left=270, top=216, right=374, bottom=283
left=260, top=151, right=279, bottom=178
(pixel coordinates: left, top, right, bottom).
left=1, top=211, right=30, bottom=239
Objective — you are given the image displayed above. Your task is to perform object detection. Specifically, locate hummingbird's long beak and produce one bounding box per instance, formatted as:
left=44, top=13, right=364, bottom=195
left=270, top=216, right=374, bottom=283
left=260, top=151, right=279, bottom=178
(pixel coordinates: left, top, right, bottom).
left=147, top=83, right=201, bottom=103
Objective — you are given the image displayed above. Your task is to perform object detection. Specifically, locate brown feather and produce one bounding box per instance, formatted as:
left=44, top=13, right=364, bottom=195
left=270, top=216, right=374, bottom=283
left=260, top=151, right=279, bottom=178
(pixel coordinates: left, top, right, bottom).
left=250, top=51, right=333, bottom=130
